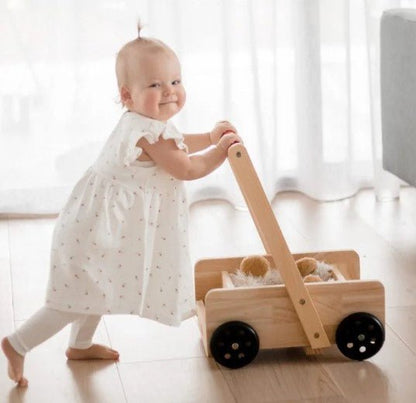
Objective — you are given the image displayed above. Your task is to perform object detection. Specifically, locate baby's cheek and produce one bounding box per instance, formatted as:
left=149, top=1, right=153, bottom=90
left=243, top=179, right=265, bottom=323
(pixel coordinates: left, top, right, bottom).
left=176, top=90, right=186, bottom=110
left=143, top=93, right=160, bottom=113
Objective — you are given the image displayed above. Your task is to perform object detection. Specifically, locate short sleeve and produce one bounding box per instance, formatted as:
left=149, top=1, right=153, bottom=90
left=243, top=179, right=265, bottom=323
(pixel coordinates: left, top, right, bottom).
left=162, top=122, right=189, bottom=153
left=122, top=114, right=187, bottom=167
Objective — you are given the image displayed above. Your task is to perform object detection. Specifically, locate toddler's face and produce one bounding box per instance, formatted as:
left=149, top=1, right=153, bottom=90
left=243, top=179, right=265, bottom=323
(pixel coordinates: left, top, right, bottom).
left=125, top=49, right=186, bottom=121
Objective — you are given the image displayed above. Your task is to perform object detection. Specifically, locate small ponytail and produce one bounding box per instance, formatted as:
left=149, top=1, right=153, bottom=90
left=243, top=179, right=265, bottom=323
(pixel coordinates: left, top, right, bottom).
left=137, top=19, right=143, bottom=39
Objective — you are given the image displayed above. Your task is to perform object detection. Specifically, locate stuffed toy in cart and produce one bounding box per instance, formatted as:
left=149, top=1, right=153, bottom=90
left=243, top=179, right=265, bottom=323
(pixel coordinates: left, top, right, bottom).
left=230, top=255, right=336, bottom=287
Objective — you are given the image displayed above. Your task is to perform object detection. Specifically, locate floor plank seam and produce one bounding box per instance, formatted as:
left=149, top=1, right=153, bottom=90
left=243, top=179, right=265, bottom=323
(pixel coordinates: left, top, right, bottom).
left=216, top=367, right=239, bottom=403
left=116, top=354, right=212, bottom=366
left=387, top=303, right=416, bottom=309
left=103, top=317, right=129, bottom=403
left=313, top=357, right=348, bottom=401
left=386, top=323, right=416, bottom=357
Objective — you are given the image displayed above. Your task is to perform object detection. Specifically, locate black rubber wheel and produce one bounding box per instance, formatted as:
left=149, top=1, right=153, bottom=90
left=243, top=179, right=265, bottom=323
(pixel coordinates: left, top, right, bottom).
left=336, top=312, right=385, bottom=360
left=210, top=321, right=259, bottom=369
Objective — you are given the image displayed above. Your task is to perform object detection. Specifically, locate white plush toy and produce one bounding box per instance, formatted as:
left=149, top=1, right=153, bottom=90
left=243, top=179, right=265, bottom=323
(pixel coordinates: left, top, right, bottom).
left=230, top=255, right=336, bottom=287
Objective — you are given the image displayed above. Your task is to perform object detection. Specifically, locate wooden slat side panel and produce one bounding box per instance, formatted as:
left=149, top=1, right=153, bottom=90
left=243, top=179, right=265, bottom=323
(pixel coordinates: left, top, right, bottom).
left=204, top=280, right=385, bottom=350
left=195, top=257, right=242, bottom=273
left=196, top=300, right=208, bottom=356
left=195, top=271, right=222, bottom=301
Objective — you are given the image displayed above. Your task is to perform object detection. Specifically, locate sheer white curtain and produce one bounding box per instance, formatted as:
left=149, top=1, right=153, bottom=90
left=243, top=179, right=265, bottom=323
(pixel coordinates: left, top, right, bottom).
left=0, top=0, right=410, bottom=214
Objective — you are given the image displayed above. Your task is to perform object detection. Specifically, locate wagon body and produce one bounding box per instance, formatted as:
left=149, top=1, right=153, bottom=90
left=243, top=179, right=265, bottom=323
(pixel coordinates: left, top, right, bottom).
left=195, top=251, right=385, bottom=356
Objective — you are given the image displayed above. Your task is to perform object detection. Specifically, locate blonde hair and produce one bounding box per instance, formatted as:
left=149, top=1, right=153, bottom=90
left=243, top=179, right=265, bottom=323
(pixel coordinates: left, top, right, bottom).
left=115, top=21, right=169, bottom=92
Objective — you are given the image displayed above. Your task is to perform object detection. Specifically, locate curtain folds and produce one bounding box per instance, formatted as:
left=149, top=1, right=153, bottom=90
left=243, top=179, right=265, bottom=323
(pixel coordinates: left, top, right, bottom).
left=0, top=0, right=410, bottom=214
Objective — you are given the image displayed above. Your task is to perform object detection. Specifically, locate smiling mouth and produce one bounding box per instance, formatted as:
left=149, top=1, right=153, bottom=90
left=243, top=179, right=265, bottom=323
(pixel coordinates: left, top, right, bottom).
left=160, top=101, right=176, bottom=105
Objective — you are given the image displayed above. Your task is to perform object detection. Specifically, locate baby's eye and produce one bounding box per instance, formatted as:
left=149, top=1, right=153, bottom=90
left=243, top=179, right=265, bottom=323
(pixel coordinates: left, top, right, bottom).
left=172, top=80, right=181, bottom=85
left=149, top=83, right=161, bottom=88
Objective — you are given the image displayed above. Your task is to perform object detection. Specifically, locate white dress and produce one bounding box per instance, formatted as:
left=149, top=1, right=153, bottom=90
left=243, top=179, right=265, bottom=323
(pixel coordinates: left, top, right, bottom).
left=45, top=112, right=195, bottom=326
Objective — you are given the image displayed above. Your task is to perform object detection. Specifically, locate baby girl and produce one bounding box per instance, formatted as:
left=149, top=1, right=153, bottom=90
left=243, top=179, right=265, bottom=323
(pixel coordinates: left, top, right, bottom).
left=1, top=23, right=241, bottom=387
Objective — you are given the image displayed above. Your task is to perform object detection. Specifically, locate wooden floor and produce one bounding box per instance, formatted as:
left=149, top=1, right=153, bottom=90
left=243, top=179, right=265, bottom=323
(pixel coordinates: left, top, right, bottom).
left=2, top=188, right=416, bottom=402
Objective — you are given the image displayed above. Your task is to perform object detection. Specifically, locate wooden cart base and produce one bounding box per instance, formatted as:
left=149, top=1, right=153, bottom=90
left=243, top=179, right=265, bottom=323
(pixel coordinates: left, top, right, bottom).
left=195, top=145, right=385, bottom=364
left=195, top=250, right=385, bottom=357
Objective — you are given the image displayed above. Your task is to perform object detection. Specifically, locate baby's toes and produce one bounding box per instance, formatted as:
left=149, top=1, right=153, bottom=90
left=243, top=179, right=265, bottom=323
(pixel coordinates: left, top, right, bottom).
left=107, top=348, right=119, bottom=358
left=99, top=345, right=119, bottom=359
left=18, top=377, right=28, bottom=387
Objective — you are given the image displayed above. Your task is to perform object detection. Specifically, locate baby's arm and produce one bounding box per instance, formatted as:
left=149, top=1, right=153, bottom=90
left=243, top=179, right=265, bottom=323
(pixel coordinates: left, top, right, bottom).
left=183, top=132, right=211, bottom=154
left=136, top=132, right=240, bottom=181
left=183, top=121, right=237, bottom=153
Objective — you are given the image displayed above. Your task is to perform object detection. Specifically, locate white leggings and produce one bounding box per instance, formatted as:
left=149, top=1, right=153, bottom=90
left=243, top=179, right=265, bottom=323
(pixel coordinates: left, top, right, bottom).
left=6, top=306, right=101, bottom=356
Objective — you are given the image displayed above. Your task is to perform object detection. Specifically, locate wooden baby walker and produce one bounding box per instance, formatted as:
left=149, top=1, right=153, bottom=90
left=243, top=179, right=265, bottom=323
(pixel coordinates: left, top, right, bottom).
left=195, top=144, right=385, bottom=369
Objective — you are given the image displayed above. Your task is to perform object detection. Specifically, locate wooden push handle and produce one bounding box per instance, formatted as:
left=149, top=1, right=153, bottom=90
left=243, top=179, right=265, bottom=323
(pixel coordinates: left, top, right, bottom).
left=227, top=143, right=330, bottom=349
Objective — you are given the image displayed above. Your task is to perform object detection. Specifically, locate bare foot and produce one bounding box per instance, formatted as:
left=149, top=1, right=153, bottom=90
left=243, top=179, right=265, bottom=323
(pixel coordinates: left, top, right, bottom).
left=65, top=344, right=119, bottom=360
left=1, top=337, right=28, bottom=387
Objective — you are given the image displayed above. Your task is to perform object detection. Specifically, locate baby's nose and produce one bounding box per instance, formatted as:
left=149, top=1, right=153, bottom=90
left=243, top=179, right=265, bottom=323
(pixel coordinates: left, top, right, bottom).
left=162, top=85, right=173, bottom=96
